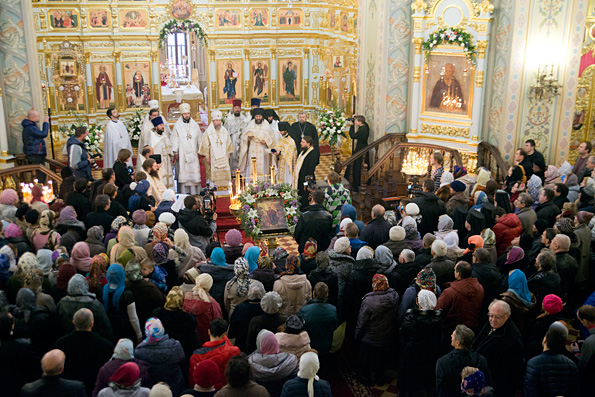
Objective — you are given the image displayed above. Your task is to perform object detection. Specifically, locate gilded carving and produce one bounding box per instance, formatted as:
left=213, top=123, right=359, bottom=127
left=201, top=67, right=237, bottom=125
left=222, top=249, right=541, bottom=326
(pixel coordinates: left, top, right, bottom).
left=216, top=50, right=242, bottom=58
left=476, top=71, right=484, bottom=88
left=414, top=21, right=422, bottom=30
left=312, top=82, right=319, bottom=106
left=151, top=51, right=159, bottom=63
left=208, top=50, right=215, bottom=63
left=475, top=0, right=495, bottom=15
left=305, top=12, right=310, bottom=27
left=476, top=41, right=488, bottom=59
left=412, top=37, right=423, bottom=55
left=304, top=78, right=309, bottom=105
left=113, top=51, right=121, bottom=62
left=271, top=48, right=277, bottom=60
left=272, top=79, right=277, bottom=106
left=304, top=48, right=310, bottom=60
left=210, top=82, right=217, bottom=108
left=243, top=49, right=250, bottom=61
left=278, top=49, right=302, bottom=57
left=413, top=66, right=421, bottom=82
left=411, top=0, right=427, bottom=14
left=421, top=123, right=470, bottom=138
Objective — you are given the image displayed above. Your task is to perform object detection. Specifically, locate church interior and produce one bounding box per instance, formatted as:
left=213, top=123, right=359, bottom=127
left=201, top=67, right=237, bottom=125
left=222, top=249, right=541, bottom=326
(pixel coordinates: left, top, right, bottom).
left=1, top=0, right=595, bottom=396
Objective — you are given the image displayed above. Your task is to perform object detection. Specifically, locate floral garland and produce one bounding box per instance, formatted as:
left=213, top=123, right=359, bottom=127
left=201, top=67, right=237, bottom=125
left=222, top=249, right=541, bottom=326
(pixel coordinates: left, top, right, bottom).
left=58, top=114, right=104, bottom=156
left=422, top=28, right=477, bottom=66
left=127, top=109, right=144, bottom=147
left=158, top=19, right=207, bottom=49
left=238, top=181, right=300, bottom=239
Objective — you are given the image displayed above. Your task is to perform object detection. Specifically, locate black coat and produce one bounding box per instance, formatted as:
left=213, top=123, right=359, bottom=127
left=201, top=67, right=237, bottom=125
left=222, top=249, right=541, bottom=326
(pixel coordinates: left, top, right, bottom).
left=291, top=121, right=320, bottom=164
left=527, top=270, right=561, bottom=305
left=415, top=247, right=433, bottom=268
left=383, top=240, right=409, bottom=260
left=107, top=197, right=128, bottom=219
left=229, top=299, right=264, bottom=352
left=525, top=351, right=579, bottom=397
left=472, top=319, right=525, bottom=396
left=435, top=349, right=492, bottom=397
left=294, top=204, right=333, bottom=253
left=525, top=314, right=563, bottom=360
left=412, top=192, right=447, bottom=237
left=7, top=236, right=32, bottom=258
left=471, top=262, right=501, bottom=306
left=247, top=313, right=287, bottom=353
left=178, top=209, right=214, bottom=237
left=349, top=123, right=370, bottom=153
left=425, top=256, right=456, bottom=291
left=113, top=161, right=133, bottom=189
left=360, top=217, right=391, bottom=249
left=21, top=375, right=86, bottom=397
left=0, top=337, right=40, bottom=396
left=535, top=200, right=561, bottom=228
left=152, top=306, right=200, bottom=360
left=59, top=176, right=76, bottom=200
left=296, top=149, right=319, bottom=209
left=307, top=268, right=339, bottom=309
left=555, top=251, right=578, bottom=302
left=345, top=258, right=383, bottom=324
left=85, top=209, right=115, bottom=235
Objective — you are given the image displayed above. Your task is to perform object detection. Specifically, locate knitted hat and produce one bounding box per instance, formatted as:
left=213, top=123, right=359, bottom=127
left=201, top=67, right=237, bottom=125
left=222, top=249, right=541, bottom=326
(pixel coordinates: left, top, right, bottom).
left=193, top=359, right=219, bottom=389
left=0, top=189, right=17, bottom=205
left=389, top=226, right=406, bottom=241
left=152, top=242, right=169, bottom=264
left=5, top=223, right=22, bottom=238
left=152, top=223, right=169, bottom=242
left=87, top=226, right=104, bottom=240
left=59, top=206, right=77, bottom=222
left=450, top=180, right=466, bottom=192
left=405, top=203, right=420, bottom=216
left=334, top=237, right=351, bottom=254
left=110, top=362, right=140, bottom=387
left=158, top=212, right=176, bottom=226
left=225, top=229, right=242, bottom=246
left=577, top=211, right=594, bottom=225
left=555, top=218, right=575, bottom=234
left=25, top=209, right=39, bottom=224
left=261, top=291, right=282, bottom=314
left=542, top=294, right=563, bottom=314
left=417, top=289, right=437, bottom=310
left=149, top=383, right=172, bottom=397
left=356, top=246, right=374, bottom=260
left=339, top=218, right=353, bottom=231
left=132, top=210, right=148, bottom=225
left=581, top=185, right=595, bottom=199
left=454, top=165, right=467, bottom=178
left=440, top=171, right=454, bottom=187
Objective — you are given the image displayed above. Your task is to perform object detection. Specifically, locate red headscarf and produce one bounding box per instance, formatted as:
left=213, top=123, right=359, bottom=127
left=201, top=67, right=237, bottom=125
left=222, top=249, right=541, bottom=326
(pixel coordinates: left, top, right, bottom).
left=372, top=274, right=389, bottom=292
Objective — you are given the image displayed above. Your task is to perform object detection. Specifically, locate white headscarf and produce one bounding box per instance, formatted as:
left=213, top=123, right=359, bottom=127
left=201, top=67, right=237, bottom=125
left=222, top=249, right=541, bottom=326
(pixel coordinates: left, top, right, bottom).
left=161, top=189, right=176, bottom=202
left=417, top=289, right=437, bottom=310
left=558, top=161, right=572, bottom=176
left=0, top=245, right=16, bottom=272
left=298, top=352, right=320, bottom=397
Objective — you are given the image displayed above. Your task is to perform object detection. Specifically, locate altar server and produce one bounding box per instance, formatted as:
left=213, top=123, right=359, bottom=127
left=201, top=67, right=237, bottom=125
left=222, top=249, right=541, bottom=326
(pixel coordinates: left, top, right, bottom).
left=149, top=116, right=174, bottom=188
left=172, top=103, right=202, bottom=194
left=138, top=100, right=170, bottom=171
left=104, top=108, right=133, bottom=169
left=270, top=121, right=297, bottom=184
left=239, top=108, right=276, bottom=180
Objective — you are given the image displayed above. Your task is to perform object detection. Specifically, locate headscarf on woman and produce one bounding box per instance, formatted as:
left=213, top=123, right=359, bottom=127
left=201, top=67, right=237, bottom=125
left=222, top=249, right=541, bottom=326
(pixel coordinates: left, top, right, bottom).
left=375, top=245, right=398, bottom=274
left=298, top=352, right=321, bottom=397
left=471, top=191, right=487, bottom=211
left=67, top=274, right=94, bottom=297
left=256, top=329, right=280, bottom=355
left=438, top=215, right=454, bottom=233
left=113, top=338, right=135, bottom=360
left=527, top=175, right=543, bottom=204
left=227, top=257, right=250, bottom=297
left=103, top=264, right=126, bottom=312
left=31, top=185, right=45, bottom=203
left=545, top=165, right=561, bottom=186
left=152, top=222, right=169, bottom=243
left=174, top=229, right=206, bottom=277
left=36, top=249, right=53, bottom=276
left=484, top=180, right=499, bottom=204
left=417, top=289, right=437, bottom=310
left=471, top=168, right=491, bottom=195
left=505, top=166, right=526, bottom=193
left=0, top=254, right=10, bottom=287
left=0, top=245, right=16, bottom=273
left=110, top=226, right=137, bottom=264
left=506, top=246, right=525, bottom=265
left=465, top=210, right=486, bottom=238
left=210, top=247, right=226, bottom=267
left=372, top=274, right=389, bottom=292
left=281, top=255, right=301, bottom=276
left=507, top=269, right=533, bottom=307
left=415, top=268, right=437, bottom=293
left=125, top=260, right=143, bottom=282
left=164, top=286, right=185, bottom=311
left=71, top=242, right=92, bottom=272
left=481, top=228, right=496, bottom=246
left=17, top=253, right=37, bottom=278
left=88, top=253, right=109, bottom=292
left=402, top=218, right=419, bottom=240
left=245, top=246, right=261, bottom=274
left=193, top=273, right=214, bottom=302
left=14, top=288, right=37, bottom=323
left=144, top=317, right=165, bottom=343
left=463, top=235, right=484, bottom=255
left=56, top=263, right=77, bottom=290
left=128, top=180, right=150, bottom=212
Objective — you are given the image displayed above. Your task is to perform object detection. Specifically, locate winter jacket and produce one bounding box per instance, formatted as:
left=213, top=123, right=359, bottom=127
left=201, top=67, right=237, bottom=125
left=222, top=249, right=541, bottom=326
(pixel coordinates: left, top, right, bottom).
left=555, top=251, right=578, bottom=301
left=67, top=135, right=92, bottom=179
left=126, top=279, right=166, bottom=327
left=21, top=375, right=86, bottom=397
left=197, top=263, right=235, bottom=318
left=273, top=274, right=312, bottom=316
left=397, top=284, right=442, bottom=322
left=493, top=213, right=523, bottom=256
left=152, top=306, right=200, bottom=360
left=435, top=349, right=492, bottom=397
left=524, top=350, right=579, bottom=397
left=189, top=335, right=241, bottom=389
left=86, top=210, right=116, bottom=237
left=327, top=250, right=355, bottom=321
left=183, top=293, right=223, bottom=344
left=251, top=268, right=277, bottom=292
left=348, top=237, right=368, bottom=258
left=56, top=294, right=114, bottom=341
left=224, top=279, right=265, bottom=320
left=425, top=256, right=456, bottom=290
left=228, top=299, right=264, bottom=352
left=86, top=236, right=107, bottom=257
left=382, top=239, right=409, bottom=260
left=7, top=236, right=32, bottom=258
left=135, top=335, right=186, bottom=396
left=21, top=119, right=48, bottom=156
left=517, top=207, right=537, bottom=235
left=535, top=200, right=561, bottom=228
left=275, top=331, right=311, bottom=359
left=355, top=288, right=398, bottom=347
left=446, top=191, right=469, bottom=215
left=359, top=217, right=391, bottom=249
left=436, top=278, right=484, bottom=334
left=0, top=336, right=40, bottom=396
left=412, top=192, right=447, bottom=236
left=471, top=262, right=501, bottom=307
left=500, top=290, right=535, bottom=336
left=527, top=270, right=561, bottom=304
left=574, top=223, right=591, bottom=283
left=293, top=204, right=334, bottom=253
left=299, top=299, right=338, bottom=355
left=414, top=247, right=433, bottom=267
left=524, top=314, right=564, bottom=361
left=281, top=376, right=332, bottom=397
left=178, top=209, right=216, bottom=252
left=93, top=358, right=152, bottom=397
left=249, top=351, right=298, bottom=394
left=307, top=268, right=339, bottom=309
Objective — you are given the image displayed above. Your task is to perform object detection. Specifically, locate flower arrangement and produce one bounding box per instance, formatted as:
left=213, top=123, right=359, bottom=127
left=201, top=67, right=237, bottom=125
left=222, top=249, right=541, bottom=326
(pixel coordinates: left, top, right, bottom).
left=314, top=108, right=348, bottom=169
left=158, top=19, right=207, bottom=49
left=238, top=181, right=300, bottom=239
left=422, top=28, right=477, bottom=66
left=58, top=114, right=104, bottom=156
left=127, top=109, right=144, bottom=147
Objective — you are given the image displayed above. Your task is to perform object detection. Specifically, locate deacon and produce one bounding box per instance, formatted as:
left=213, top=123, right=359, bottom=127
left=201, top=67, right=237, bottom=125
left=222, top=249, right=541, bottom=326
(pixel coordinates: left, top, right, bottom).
left=224, top=99, right=249, bottom=171
left=138, top=100, right=170, bottom=171
left=104, top=108, right=133, bottom=169
left=199, top=110, right=234, bottom=189
left=265, top=109, right=281, bottom=143
left=269, top=121, right=297, bottom=184
left=291, top=111, right=320, bottom=167
left=148, top=116, right=174, bottom=188
left=172, top=103, right=202, bottom=194
left=295, top=136, right=318, bottom=209
left=250, top=98, right=261, bottom=118
left=239, top=108, right=276, bottom=180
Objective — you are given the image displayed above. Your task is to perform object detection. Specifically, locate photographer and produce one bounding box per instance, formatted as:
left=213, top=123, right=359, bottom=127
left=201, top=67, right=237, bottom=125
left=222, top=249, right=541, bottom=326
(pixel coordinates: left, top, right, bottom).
left=294, top=190, right=333, bottom=253
left=178, top=195, right=217, bottom=252
left=345, top=115, right=370, bottom=192
left=66, top=126, right=95, bottom=180
left=113, top=148, right=134, bottom=189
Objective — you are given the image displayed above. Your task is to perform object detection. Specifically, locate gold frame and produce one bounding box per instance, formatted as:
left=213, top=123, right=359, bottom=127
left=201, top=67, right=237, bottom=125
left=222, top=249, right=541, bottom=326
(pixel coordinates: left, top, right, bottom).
left=47, top=9, right=80, bottom=30
left=278, top=58, right=302, bottom=104
left=247, top=8, right=270, bottom=28
left=421, top=51, right=475, bottom=120
left=91, top=62, right=117, bottom=112
left=121, top=61, right=153, bottom=110
left=216, top=58, right=243, bottom=107
left=118, top=9, right=150, bottom=30
left=87, top=9, right=111, bottom=30
left=168, top=0, right=194, bottom=20
left=277, top=8, right=303, bottom=28
left=250, top=59, right=271, bottom=105
left=214, top=9, right=243, bottom=29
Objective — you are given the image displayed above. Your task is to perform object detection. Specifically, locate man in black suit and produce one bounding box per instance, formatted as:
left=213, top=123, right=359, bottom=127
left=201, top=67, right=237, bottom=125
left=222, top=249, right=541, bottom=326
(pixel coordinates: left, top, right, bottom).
left=345, top=115, right=370, bottom=192
left=291, top=111, right=319, bottom=166
left=295, top=136, right=318, bottom=209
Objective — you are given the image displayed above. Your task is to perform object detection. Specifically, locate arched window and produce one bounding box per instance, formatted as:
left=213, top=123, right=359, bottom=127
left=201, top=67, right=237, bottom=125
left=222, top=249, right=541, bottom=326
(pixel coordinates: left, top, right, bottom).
left=166, top=32, right=188, bottom=77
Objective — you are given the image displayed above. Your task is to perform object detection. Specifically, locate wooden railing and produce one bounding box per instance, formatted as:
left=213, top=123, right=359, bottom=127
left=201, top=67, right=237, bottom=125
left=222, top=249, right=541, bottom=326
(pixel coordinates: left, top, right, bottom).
left=0, top=165, right=63, bottom=200
left=477, top=141, right=509, bottom=183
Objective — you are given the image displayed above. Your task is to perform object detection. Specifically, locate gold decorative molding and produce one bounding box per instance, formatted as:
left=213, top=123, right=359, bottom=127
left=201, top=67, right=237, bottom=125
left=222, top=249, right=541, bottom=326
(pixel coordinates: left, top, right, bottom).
left=312, top=82, right=319, bottom=106
left=113, top=51, right=121, bottom=63
left=153, top=84, right=160, bottom=103
left=476, top=0, right=495, bottom=15
left=476, top=71, right=484, bottom=88
left=150, top=50, right=159, bottom=63
left=117, top=85, right=124, bottom=112
left=0, top=86, right=2, bottom=97
left=411, top=0, right=427, bottom=13
left=271, top=48, right=277, bottom=60
left=410, top=128, right=418, bottom=136
left=86, top=86, right=94, bottom=113
left=243, top=49, right=250, bottom=61
left=208, top=50, right=215, bottom=63
left=271, top=79, right=277, bottom=106
left=476, top=41, right=488, bottom=59
left=412, top=37, right=423, bottom=55
left=210, top=82, right=217, bottom=109
left=421, top=123, right=470, bottom=138
left=320, top=81, right=327, bottom=108
left=414, top=21, right=422, bottom=30
left=304, top=78, right=309, bottom=105
left=413, top=66, right=421, bottom=82
left=305, top=12, right=310, bottom=27
left=84, top=51, right=90, bottom=63
left=304, top=48, right=310, bottom=60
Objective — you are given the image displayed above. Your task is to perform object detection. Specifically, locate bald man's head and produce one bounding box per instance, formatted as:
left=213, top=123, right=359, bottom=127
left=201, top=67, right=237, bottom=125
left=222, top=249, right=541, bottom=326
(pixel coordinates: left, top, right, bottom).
left=42, top=349, right=65, bottom=376
left=27, top=110, right=40, bottom=122
left=73, top=308, right=94, bottom=331
left=371, top=204, right=386, bottom=219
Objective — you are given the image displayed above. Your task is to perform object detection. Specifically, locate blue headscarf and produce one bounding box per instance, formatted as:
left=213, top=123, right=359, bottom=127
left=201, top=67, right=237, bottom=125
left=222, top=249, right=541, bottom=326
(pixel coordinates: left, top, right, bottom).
left=471, top=191, right=487, bottom=211
left=210, top=247, right=226, bottom=267
left=245, top=246, right=261, bottom=273
left=128, top=180, right=150, bottom=212
left=507, top=269, right=532, bottom=307
left=103, top=264, right=126, bottom=312
left=341, top=204, right=357, bottom=220
left=0, top=254, right=10, bottom=287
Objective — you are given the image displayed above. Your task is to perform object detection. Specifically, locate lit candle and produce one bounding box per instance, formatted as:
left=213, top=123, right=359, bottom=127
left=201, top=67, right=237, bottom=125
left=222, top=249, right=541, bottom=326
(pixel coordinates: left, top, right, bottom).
left=235, top=169, right=241, bottom=195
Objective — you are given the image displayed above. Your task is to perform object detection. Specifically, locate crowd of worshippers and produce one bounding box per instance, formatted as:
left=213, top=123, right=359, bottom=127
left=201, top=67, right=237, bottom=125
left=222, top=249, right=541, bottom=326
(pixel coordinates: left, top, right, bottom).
left=1, top=139, right=595, bottom=396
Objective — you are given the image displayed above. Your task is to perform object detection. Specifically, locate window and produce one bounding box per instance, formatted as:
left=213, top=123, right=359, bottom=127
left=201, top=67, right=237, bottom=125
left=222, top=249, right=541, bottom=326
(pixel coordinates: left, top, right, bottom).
left=166, top=32, right=188, bottom=77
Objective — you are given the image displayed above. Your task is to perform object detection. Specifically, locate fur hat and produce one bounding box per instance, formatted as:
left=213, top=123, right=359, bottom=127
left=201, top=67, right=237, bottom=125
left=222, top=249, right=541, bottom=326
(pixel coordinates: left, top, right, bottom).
left=389, top=226, right=406, bottom=241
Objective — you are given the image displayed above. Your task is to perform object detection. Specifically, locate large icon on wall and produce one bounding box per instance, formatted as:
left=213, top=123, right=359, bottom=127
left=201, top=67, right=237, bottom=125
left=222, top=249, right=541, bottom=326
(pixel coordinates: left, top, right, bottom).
left=119, top=9, right=149, bottom=29
left=278, top=9, right=302, bottom=27
left=215, top=9, right=242, bottom=28
left=93, top=63, right=115, bottom=110
left=88, top=10, right=110, bottom=29
left=171, top=0, right=193, bottom=20
left=249, top=9, right=269, bottom=27
left=60, top=60, right=77, bottom=77
left=251, top=60, right=269, bottom=105
left=279, top=59, right=301, bottom=103
left=422, top=52, right=474, bottom=119
left=217, top=60, right=243, bottom=105
left=123, top=62, right=152, bottom=108
left=48, top=10, right=79, bottom=30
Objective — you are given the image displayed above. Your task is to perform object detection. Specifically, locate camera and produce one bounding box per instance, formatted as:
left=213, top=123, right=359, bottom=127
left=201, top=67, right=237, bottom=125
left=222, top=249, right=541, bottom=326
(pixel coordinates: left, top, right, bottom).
left=200, top=183, right=218, bottom=221
left=89, top=153, right=101, bottom=169
left=127, top=166, right=134, bottom=175
left=346, top=117, right=355, bottom=123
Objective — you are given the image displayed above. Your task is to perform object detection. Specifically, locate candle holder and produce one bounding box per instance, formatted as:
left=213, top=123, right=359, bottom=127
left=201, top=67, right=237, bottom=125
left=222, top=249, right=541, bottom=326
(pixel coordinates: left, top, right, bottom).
left=270, top=166, right=276, bottom=184
left=252, top=157, right=258, bottom=184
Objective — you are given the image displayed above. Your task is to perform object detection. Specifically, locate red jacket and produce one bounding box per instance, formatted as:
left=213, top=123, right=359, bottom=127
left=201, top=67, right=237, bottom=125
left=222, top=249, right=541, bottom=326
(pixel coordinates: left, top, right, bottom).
left=493, top=213, right=523, bottom=256
left=189, top=335, right=240, bottom=389
left=182, top=293, right=223, bottom=344
left=436, top=277, right=484, bottom=334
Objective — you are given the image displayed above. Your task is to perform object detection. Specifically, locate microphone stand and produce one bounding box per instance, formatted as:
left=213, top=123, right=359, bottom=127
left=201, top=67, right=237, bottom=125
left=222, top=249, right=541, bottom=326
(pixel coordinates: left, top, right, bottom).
left=48, top=107, right=55, bottom=159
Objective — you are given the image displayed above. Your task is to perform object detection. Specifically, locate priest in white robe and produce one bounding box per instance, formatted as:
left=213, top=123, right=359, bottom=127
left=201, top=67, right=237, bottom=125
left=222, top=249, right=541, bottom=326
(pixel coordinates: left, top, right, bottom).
left=148, top=116, right=174, bottom=188
left=199, top=110, right=234, bottom=189
left=239, top=108, right=276, bottom=180
left=224, top=99, right=249, bottom=171
left=138, top=100, right=171, bottom=172
left=104, top=108, right=133, bottom=169
left=172, top=103, right=202, bottom=194
left=269, top=121, right=297, bottom=184
left=265, top=109, right=281, bottom=144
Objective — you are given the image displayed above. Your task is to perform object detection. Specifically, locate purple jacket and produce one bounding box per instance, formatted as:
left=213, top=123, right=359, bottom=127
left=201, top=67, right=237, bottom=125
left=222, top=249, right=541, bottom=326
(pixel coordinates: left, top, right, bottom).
left=355, top=288, right=398, bottom=347
left=92, top=358, right=152, bottom=397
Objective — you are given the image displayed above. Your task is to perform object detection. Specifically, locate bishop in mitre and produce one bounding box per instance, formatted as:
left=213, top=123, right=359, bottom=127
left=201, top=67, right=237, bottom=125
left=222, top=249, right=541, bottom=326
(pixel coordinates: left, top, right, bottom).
left=239, top=108, right=276, bottom=179
left=148, top=116, right=174, bottom=188
left=104, top=108, right=133, bottom=169
left=172, top=103, right=202, bottom=194
left=199, top=110, right=234, bottom=189
left=224, top=99, right=249, bottom=171
left=269, top=121, right=297, bottom=184
left=138, top=100, right=171, bottom=172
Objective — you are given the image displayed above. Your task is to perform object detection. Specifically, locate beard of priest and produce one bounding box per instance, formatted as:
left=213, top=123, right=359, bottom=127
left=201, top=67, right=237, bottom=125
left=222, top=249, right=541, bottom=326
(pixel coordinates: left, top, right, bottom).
left=153, top=122, right=165, bottom=135
left=143, top=159, right=160, bottom=179
left=233, top=106, right=242, bottom=117
left=255, top=115, right=264, bottom=125
left=295, top=136, right=317, bottom=209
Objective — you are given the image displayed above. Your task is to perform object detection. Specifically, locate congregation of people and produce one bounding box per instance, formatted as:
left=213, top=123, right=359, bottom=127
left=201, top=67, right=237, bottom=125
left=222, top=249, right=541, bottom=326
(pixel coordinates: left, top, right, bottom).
left=8, top=102, right=595, bottom=397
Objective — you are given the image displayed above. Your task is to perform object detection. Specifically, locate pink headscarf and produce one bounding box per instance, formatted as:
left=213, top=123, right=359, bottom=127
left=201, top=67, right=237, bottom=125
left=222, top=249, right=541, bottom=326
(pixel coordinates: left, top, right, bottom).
left=242, top=243, right=254, bottom=256
left=256, top=329, right=279, bottom=355
left=31, top=185, right=45, bottom=203
left=71, top=242, right=92, bottom=272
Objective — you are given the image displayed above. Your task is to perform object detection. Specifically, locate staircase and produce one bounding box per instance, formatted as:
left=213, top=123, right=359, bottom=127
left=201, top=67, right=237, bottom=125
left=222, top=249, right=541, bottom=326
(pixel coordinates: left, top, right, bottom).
left=477, top=141, right=509, bottom=184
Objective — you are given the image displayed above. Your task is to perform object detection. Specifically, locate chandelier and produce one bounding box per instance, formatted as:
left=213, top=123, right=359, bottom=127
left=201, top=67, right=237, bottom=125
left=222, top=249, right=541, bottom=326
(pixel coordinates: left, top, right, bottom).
left=402, top=149, right=429, bottom=176
left=530, top=64, right=561, bottom=101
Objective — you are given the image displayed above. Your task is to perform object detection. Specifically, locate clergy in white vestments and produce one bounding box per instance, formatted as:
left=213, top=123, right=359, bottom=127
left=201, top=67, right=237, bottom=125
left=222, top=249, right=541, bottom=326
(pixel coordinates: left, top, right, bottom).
left=148, top=116, right=174, bottom=188
left=269, top=121, right=297, bottom=184
left=224, top=99, right=249, bottom=171
left=172, top=103, right=202, bottom=194
left=138, top=100, right=171, bottom=172
left=265, top=109, right=281, bottom=144
left=239, top=108, right=276, bottom=180
left=199, top=110, right=234, bottom=189
left=104, top=108, right=133, bottom=169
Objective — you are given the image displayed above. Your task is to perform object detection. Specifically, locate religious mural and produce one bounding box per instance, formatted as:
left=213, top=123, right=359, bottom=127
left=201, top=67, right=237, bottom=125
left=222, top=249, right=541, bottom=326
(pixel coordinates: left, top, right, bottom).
left=249, top=9, right=269, bottom=27
left=251, top=60, right=269, bottom=105
left=340, top=12, right=349, bottom=32
left=330, top=11, right=337, bottom=30
left=215, top=10, right=241, bottom=28
left=88, top=10, right=110, bottom=28
left=217, top=60, right=243, bottom=105
left=333, top=56, right=344, bottom=68
left=256, top=199, right=288, bottom=232
left=278, top=9, right=302, bottom=27
left=93, top=63, right=115, bottom=110
left=119, top=9, right=148, bottom=29
left=279, top=59, right=301, bottom=103
left=123, top=62, right=151, bottom=108
left=48, top=10, right=79, bottom=29
left=171, top=0, right=193, bottom=20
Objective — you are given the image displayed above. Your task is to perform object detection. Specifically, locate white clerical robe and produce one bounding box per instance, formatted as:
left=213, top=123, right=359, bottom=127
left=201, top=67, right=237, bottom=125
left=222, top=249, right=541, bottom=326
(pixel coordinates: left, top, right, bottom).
left=137, top=113, right=171, bottom=172
left=199, top=124, right=234, bottom=189
left=224, top=111, right=249, bottom=171
left=270, top=134, right=297, bottom=184
left=239, top=119, right=276, bottom=180
left=270, top=119, right=281, bottom=145
left=172, top=116, right=202, bottom=194
left=149, top=128, right=174, bottom=189
left=104, top=120, right=133, bottom=169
